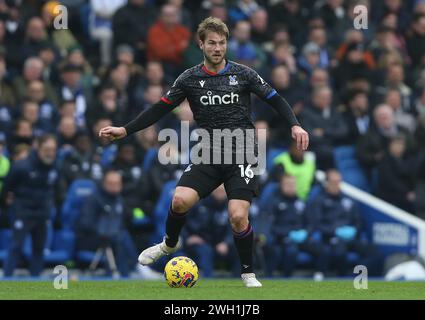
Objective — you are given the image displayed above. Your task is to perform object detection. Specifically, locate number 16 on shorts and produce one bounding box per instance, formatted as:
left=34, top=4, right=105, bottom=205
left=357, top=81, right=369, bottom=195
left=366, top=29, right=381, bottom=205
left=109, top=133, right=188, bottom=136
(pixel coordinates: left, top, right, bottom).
left=239, top=164, right=254, bottom=184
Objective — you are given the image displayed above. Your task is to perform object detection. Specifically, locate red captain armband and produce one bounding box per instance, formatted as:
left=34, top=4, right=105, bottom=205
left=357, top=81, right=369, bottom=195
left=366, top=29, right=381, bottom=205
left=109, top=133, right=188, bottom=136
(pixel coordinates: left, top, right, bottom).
left=161, top=97, right=172, bottom=104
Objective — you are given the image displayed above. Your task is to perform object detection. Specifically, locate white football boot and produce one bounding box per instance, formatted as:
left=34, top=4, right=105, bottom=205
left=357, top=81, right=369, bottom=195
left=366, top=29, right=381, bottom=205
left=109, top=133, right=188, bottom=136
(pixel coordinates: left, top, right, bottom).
left=241, top=273, right=263, bottom=288
left=138, top=237, right=182, bottom=266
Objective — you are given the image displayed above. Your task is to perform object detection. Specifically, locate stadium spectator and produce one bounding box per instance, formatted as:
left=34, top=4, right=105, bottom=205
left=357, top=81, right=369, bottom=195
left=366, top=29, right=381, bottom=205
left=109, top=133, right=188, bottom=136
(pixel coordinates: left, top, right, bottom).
left=0, top=133, right=10, bottom=194
left=384, top=88, right=416, bottom=132
left=306, top=169, right=382, bottom=277
left=0, top=50, right=16, bottom=108
left=59, top=63, right=90, bottom=129
left=56, top=116, right=77, bottom=149
left=86, top=84, right=123, bottom=130
left=270, top=141, right=316, bottom=201
left=112, top=0, right=157, bottom=63
left=146, top=4, right=191, bottom=73
left=376, top=135, right=417, bottom=212
left=59, top=131, right=103, bottom=195
left=26, top=80, right=59, bottom=134
left=228, top=20, right=266, bottom=70
left=8, top=119, right=33, bottom=155
left=184, top=184, right=239, bottom=277
left=341, top=89, right=371, bottom=144
left=333, top=41, right=375, bottom=92
left=406, top=13, right=425, bottom=67
left=89, top=0, right=127, bottom=66
left=249, top=8, right=271, bottom=46
left=257, top=175, right=328, bottom=278
left=1, top=135, right=59, bottom=277
left=75, top=169, right=139, bottom=277
left=301, top=85, right=348, bottom=169
left=41, top=1, right=79, bottom=57
left=356, top=104, right=415, bottom=175
left=12, top=56, right=59, bottom=106
left=268, top=0, right=307, bottom=47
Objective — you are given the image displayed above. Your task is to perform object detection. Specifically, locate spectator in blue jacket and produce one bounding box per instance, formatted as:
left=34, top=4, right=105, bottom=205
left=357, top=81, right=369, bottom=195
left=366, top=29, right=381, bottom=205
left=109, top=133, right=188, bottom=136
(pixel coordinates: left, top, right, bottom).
left=257, top=175, right=330, bottom=278
left=1, top=135, right=59, bottom=277
left=183, top=184, right=239, bottom=278
left=75, top=169, right=138, bottom=277
left=306, top=169, right=382, bottom=276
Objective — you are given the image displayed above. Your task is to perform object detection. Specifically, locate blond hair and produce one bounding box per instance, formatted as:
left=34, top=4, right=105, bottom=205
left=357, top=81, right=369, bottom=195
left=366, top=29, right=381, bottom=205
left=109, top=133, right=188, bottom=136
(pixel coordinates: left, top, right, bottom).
left=197, top=17, right=229, bottom=42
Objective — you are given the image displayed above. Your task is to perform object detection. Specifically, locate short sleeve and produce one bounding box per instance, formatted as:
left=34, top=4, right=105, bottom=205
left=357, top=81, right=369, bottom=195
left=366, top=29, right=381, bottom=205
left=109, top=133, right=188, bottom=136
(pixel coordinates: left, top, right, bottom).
left=161, top=73, right=188, bottom=107
left=246, top=68, right=277, bottom=100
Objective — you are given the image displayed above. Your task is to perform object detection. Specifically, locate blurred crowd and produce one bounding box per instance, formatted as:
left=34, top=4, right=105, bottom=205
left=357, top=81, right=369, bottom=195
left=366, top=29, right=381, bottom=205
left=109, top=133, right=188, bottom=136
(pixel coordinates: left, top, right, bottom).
left=0, top=0, right=424, bottom=278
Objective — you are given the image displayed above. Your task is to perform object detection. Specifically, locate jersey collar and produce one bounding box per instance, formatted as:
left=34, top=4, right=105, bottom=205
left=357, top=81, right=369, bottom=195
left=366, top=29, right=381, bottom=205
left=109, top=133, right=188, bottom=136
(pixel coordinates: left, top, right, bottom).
left=202, top=60, right=231, bottom=76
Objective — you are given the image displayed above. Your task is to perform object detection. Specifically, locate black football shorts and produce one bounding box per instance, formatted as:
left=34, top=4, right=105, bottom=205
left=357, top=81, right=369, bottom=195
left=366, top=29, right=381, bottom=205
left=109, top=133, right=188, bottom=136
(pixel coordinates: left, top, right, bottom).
left=177, top=162, right=259, bottom=202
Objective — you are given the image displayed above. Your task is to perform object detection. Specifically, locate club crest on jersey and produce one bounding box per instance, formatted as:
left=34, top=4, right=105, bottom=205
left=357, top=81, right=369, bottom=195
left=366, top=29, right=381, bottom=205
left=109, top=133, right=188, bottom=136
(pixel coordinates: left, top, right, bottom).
left=199, top=80, right=205, bottom=88
left=229, top=75, right=238, bottom=85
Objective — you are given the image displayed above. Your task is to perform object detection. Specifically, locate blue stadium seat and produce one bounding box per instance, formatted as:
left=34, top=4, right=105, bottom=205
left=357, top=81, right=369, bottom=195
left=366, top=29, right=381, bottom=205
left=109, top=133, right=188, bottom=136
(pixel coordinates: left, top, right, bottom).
left=334, top=145, right=370, bottom=191
left=266, top=148, right=286, bottom=171
left=0, top=229, right=11, bottom=263
left=142, top=148, right=159, bottom=171
left=150, top=180, right=177, bottom=244
left=23, top=226, right=75, bottom=265
left=61, top=179, right=97, bottom=229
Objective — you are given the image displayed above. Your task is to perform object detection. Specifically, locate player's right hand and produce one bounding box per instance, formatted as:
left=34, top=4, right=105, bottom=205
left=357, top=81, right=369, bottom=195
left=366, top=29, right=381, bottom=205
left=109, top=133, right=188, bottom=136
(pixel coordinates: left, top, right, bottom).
left=98, top=126, right=127, bottom=141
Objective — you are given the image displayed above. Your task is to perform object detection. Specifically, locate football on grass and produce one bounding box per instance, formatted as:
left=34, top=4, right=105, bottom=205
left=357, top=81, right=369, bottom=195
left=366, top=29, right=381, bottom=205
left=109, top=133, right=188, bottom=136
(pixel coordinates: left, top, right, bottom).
left=164, top=256, right=199, bottom=288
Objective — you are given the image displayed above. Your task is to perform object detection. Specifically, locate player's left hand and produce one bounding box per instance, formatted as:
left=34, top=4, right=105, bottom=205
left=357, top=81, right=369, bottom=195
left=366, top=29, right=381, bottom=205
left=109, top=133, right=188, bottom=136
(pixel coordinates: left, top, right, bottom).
left=291, top=125, right=309, bottom=151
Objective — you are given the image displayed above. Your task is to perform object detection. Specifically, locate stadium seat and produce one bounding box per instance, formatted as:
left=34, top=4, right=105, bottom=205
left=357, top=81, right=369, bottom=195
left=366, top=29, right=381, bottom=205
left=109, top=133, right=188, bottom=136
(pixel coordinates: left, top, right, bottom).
left=150, top=180, right=177, bottom=244
left=333, top=145, right=370, bottom=191
left=61, top=179, right=97, bottom=229
left=266, top=148, right=286, bottom=171
left=23, top=225, right=75, bottom=265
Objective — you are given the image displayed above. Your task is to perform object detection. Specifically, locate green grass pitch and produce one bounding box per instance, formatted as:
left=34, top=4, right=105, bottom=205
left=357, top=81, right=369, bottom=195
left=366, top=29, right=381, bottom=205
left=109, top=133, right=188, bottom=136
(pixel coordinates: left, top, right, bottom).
left=0, top=280, right=425, bottom=300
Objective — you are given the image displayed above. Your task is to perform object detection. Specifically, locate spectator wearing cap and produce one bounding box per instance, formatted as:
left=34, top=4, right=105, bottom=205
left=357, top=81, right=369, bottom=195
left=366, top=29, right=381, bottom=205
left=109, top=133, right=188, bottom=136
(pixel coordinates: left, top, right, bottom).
left=89, top=0, right=127, bottom=66
left=59, top=63, right=91, bottom=129
left=115, top=44, right=144, bottom=79
left=146, top=4, right=191, bottom=74
left=297, top=42, right=326, bottom=79
left=62, top=45, right=94, bottom=91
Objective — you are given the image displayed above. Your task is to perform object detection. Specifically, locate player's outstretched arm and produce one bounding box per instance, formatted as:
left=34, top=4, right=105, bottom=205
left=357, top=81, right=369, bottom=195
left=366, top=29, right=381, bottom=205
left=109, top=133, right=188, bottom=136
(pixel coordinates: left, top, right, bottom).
left=98, top=99, right=175, bottom=141
left=267, top=94, right=309, bottom=151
